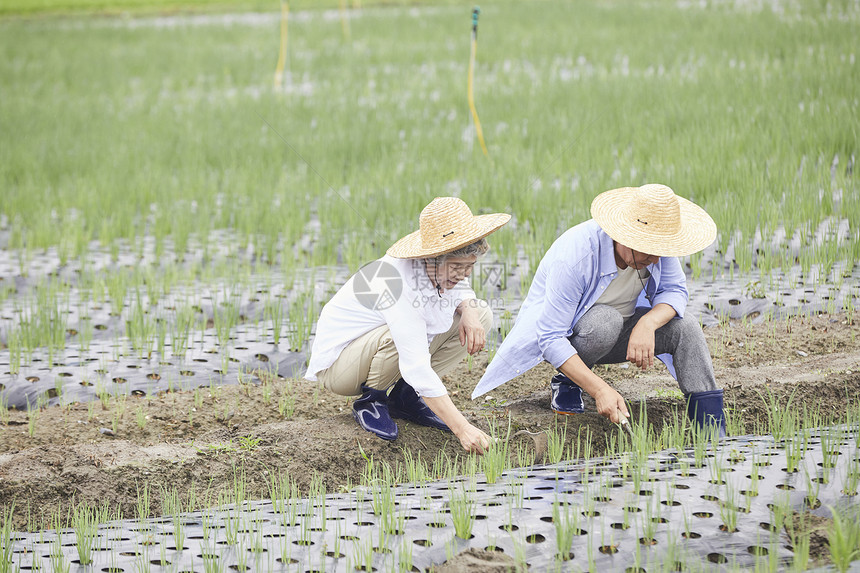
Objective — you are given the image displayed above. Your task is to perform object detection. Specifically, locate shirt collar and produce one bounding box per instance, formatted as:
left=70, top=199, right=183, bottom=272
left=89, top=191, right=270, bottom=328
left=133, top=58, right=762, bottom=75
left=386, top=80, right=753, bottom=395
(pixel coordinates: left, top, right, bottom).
left=596, top=226, right=619, bottom=278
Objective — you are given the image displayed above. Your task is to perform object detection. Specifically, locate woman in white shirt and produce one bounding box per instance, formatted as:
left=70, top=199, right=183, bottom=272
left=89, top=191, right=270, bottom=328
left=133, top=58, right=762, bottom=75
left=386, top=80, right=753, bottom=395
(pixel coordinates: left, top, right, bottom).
left=305, top=197, right=510, bottom=453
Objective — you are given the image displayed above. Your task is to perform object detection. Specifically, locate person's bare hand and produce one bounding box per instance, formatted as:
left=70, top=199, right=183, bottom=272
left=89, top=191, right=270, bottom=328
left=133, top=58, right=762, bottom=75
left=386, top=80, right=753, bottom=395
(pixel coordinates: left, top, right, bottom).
left=458, top=307, right=486, bottom=355
left=455, top=423, right=491, bottom=454
left=594, top=387, right=630, bottom=424
left=627, top=320, right=656, bottom=370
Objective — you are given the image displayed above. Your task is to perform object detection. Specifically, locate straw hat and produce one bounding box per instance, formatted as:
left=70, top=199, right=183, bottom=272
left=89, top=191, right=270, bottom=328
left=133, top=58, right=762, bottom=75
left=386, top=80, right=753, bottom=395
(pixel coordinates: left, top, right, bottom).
left=387, top=197, right=511, bottom=259
left=590, top=183, right=716, bottom=257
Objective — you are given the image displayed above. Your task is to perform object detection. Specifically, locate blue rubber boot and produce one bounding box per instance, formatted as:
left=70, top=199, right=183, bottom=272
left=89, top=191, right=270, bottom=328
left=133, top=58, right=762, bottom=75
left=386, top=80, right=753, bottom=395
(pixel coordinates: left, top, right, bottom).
left=550, top=374, right=585, bottom=415
left=352, top=385, right=398, bottom=441
left=388, top=380, right=451, bottom=432
left=686, top=389, right=727, bottom=438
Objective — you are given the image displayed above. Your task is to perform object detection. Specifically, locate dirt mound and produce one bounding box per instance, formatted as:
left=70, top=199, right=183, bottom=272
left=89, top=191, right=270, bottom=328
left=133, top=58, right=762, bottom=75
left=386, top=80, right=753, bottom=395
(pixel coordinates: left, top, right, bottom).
left=1, top=312, right=858, bottom=537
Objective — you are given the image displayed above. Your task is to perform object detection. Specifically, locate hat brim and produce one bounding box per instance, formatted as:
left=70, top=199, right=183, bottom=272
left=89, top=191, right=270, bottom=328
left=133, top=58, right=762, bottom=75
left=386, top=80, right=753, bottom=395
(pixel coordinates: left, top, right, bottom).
left=591, top=187, right=717, bottom=257
left=387, top=213, right=511, bottom=259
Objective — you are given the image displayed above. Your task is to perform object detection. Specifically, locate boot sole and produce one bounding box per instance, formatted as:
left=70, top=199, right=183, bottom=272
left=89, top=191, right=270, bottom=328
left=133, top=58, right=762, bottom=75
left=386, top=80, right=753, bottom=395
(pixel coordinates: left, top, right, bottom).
left=551, top=409, right=583, bottom=416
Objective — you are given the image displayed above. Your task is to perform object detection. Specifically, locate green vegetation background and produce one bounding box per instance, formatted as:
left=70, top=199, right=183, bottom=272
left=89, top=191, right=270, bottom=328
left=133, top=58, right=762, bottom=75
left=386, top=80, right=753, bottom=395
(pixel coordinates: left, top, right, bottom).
left=1, top=0, right=857, bottom=280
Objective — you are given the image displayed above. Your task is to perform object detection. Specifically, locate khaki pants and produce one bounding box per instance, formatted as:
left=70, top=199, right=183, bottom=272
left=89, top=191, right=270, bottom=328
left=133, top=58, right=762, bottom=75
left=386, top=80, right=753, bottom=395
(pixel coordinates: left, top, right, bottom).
left=318, top=304, right=493, bottom=397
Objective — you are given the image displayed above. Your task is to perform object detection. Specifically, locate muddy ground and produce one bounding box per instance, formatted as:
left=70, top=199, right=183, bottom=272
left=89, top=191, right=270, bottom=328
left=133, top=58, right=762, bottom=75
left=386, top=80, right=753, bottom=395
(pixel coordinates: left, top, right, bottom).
left=1, top=312, right=859, bottom=569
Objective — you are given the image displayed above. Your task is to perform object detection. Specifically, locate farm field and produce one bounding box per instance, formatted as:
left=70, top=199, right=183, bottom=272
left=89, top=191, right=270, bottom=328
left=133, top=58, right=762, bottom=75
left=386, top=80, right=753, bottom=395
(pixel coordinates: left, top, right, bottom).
left=1, top=0, right=859, bottom=571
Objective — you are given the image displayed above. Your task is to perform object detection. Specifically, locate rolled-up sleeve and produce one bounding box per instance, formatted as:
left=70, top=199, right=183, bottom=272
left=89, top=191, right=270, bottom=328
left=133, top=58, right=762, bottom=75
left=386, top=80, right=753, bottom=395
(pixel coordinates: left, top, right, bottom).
left=535, top=261, right=586, bottom=368
left=651, top=257, right=688, bottom=318
left=381, top=299, right=448, bottom=398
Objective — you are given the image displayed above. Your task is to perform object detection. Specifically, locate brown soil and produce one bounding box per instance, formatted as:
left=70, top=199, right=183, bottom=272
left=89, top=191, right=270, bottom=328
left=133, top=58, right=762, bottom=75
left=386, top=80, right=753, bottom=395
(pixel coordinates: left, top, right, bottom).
left=786, top=511, right=833, bottom=568
left=1, top=312, right=859, bottom=557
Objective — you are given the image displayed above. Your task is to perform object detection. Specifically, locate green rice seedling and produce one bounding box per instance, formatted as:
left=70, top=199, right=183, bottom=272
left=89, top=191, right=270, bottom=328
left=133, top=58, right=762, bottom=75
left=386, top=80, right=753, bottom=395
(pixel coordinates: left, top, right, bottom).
left=746, top=450, right=762, bottom=496
left=136, top=405, right=147, bottom=430
left=511, top=537, right=528, bottom=572
left=26, top=404, right=38, bottom=437
left=160, top=486, right=187, bottom=550
left=212, top=294, right=239, bottom=350
left=757, top=386, right=799, bottom=443
left=402, top=448, right=430, bottom=484
left=690, top=424, right=709, bottom=468
left=370, top=464, right=395, bottom=517
left=134, top=544, right=152, bottom=573
left=788, top=514, right=811, bottom=571
left=264, top=296, right=285, bottom=346
left=570, top=425, right=594, bottom=461
left=170, top=305, right=195, bottom=359
left=802, top=468, right=821, bottom=509
left=449, top=483, right=476, bottom=539
left=278, top=379, right=296, bottom=419
left=127, top=289, right=155, bottom=359
left=0, top=504, right=14, bottom=573
left=222, top=505, right=241, bottom=547
left=840, top=452, right=860, bottom=496
left=72, top=502, right=104, bottom=566
left=49, top=533, right=70, bottom=573
left=482, top=418, right=511, bottom=484
left=351, top=534, right=375, bottom=572
left=267, top=470, right=295, bottom=515
left=508, top=476, right=525, bottom=509
left=828, top=505, right=860, bottom=573
left=639, top=492, right=661, bottom=544
left=708, top=452, right=727, bottom=484
left=552, top=501, right=578, bottom=561
left=397, top=535, right=414, bottom=572
left=515, top=442, right=534, bottom=468
left=546, top=420, right=568, bottom=465
left=7, top=329, right=22, bottom=375
left=819, top=427, right=842, bottom=470
left=136, top=482, right=151, bottom=522
left=718, top=482, right=740, bottom=533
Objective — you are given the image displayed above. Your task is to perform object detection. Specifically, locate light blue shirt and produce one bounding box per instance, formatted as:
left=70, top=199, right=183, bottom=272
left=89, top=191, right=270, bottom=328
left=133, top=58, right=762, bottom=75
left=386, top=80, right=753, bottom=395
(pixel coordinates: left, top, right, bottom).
left=473, top=219, right=688, bottom=398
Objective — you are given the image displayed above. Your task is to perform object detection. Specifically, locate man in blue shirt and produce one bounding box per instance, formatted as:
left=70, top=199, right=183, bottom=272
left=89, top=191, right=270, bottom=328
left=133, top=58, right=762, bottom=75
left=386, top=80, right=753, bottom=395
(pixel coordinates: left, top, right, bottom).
left=474, top=184, right=725, bottom=436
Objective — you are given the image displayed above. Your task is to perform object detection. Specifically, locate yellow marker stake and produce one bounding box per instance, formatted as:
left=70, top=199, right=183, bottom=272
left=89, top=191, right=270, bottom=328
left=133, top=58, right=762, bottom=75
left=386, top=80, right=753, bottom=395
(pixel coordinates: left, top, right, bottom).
left=339, top=0, right=351, bottom=41
left=273, top=0, right=289, bottom=89
left=468, top=6, right=489, bottom=157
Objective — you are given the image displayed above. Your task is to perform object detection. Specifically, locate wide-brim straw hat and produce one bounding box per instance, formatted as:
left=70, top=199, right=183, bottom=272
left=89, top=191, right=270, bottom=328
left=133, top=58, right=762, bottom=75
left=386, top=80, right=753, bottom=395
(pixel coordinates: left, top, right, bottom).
left=590, top=183, right=717, bottom=257
left=387, top=197, right=511, bottom=259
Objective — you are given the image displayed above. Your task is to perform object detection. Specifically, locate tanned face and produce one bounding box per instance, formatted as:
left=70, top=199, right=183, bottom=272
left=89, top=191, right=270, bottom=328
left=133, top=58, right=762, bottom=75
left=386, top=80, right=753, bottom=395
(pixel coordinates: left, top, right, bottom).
left=614, top=242, right=660, bottom=270
left=425, top=256, right=477, bottom=292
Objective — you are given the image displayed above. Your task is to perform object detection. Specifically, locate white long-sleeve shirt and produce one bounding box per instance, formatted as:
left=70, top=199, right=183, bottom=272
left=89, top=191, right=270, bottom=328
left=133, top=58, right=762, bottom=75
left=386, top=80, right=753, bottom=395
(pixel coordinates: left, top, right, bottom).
left=305, top=255, right=476, bottom=397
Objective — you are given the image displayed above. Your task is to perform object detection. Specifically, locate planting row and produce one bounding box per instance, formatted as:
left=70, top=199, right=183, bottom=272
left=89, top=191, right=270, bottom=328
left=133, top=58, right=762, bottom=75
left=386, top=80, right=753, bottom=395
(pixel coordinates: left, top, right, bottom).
left=4, top=420, right=859, bottom=572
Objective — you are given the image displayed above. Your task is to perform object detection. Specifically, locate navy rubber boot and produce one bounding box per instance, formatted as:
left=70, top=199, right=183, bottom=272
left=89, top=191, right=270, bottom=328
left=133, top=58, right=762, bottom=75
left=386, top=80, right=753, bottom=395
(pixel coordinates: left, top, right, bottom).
left=686, top=389, right=727, bottom=438
left=550, top=374, right=585, bottom=415
left=388, top=380, right=451, bottom=432
left=353, top=385, right=398, bottom=441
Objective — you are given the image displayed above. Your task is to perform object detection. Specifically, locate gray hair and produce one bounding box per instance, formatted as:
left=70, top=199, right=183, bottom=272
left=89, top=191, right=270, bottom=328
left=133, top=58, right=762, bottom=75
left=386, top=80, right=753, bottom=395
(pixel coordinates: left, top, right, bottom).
left=425, top=238, right=489, bottom=266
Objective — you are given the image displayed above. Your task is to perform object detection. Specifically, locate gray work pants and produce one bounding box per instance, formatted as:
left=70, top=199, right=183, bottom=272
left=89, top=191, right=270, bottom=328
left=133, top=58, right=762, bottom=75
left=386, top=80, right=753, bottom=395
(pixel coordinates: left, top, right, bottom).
left=568, top=304, right=717, bottom=395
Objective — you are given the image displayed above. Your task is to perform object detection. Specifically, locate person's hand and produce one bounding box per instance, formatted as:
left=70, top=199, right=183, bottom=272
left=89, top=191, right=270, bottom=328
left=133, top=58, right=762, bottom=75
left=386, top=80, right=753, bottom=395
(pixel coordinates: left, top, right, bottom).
left=594, top=387, right=630, bottom=424
left=627, top=320, right=656, bottom=370
left=455, top=422, right=491, bottom=454
left=458, top=307, right=486, bottom=355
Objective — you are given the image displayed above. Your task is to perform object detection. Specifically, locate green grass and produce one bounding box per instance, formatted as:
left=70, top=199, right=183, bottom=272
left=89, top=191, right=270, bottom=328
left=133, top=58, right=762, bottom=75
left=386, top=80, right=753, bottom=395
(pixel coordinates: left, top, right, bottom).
left=1, top=0, right=857, bottom=276
left=0, top=1, right=857, bottom=367
left=0, top=0, right=461, bottom=18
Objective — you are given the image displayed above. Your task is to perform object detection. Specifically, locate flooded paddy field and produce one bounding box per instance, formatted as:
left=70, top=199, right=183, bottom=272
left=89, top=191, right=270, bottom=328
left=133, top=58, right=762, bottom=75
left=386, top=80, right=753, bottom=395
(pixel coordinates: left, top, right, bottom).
left=1, top=0, right=859, bottom=570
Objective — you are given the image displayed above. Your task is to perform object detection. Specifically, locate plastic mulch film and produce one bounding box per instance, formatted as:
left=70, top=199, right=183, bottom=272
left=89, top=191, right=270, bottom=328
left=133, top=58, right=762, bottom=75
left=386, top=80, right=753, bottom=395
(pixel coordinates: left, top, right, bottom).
left=6, top=426, right=860, bottom=572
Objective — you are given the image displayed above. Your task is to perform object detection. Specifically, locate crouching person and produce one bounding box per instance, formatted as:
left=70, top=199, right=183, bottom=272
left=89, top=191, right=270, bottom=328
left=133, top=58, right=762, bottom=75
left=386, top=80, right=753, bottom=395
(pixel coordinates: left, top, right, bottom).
left=304, top=197, right=510, bottom=453
left=474, top=184, right=726, bottom=437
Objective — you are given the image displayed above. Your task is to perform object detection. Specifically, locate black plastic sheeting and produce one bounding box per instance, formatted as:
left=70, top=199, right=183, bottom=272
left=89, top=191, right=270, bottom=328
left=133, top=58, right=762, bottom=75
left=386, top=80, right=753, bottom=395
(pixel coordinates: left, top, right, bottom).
left=6, top=427, right=860, bottom=572
left=3, top=223, right=859, bottom=409
left=0, top=336, right=306, bottom=410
